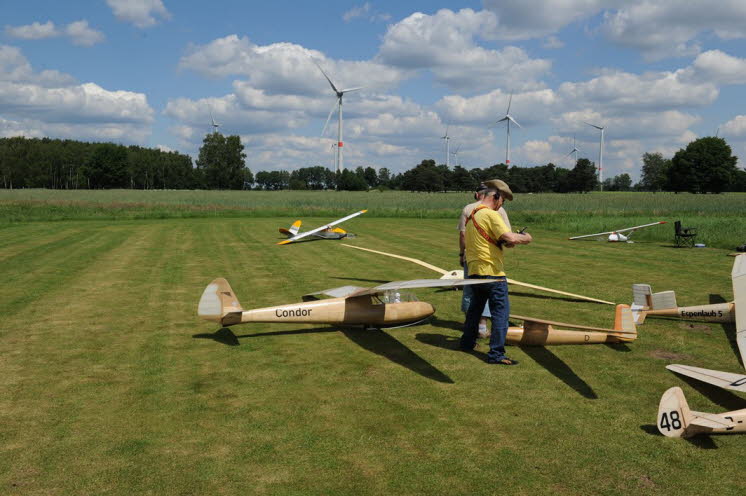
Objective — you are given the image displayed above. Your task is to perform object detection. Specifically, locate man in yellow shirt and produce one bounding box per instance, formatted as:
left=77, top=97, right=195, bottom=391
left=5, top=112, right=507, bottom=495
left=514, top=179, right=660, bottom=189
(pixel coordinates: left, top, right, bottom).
left=460, top=179, right=532, bottom=365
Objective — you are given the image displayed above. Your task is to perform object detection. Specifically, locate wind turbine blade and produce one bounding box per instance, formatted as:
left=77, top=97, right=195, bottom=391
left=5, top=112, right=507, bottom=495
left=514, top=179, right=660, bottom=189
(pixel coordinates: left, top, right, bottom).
left=321, top=99, right=338, bottom=137
left=313, top=60, right=340, bottom=94
left=497, top=116, right=509, bottom=123
left=341, top=86, right=364, bottom=93
left=506, top=91, right=513, bottom=114
left=584, top=121, right=603, bottom=130
left=508, top=116, right=521, bottom=128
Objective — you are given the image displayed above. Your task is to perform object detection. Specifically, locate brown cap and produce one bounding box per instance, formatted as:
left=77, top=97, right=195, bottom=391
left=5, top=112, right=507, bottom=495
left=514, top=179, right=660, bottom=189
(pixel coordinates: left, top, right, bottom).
left=482, top=179, right=513, bottom=201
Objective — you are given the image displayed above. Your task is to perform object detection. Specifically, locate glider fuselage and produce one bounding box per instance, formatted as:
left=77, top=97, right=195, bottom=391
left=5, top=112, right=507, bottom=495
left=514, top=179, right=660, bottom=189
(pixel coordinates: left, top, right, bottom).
left=506, top=325, right=632, bottom=345
left=641, top=302, right=734, bottom=323
left=220, top=296, right=435, bottom=327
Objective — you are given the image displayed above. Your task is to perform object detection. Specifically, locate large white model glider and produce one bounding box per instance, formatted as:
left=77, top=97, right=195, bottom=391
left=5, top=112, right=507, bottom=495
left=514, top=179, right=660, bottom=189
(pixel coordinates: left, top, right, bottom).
left=278, top=210, right=366, bottom=245
left=656, top=255, right=746, bottom=438
left=569, top=221, right=667, bottom=243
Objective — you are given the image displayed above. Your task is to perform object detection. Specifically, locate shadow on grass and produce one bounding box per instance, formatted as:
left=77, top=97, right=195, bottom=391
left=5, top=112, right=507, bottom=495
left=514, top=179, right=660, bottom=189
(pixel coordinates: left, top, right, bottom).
left=709, top=293, right=742, bottom=367
left=341, top=328, right=454, bottom=384
left=519, top=346, right=598, bottom=399
left=192, top=326, right=339, bottom=346
left=604, top=343, right=632, bottom=352
left=671, top=373, right=746, bottom=411
left=415, top=332, right=488, bottom=363
left=193, top=326, right=454, bottom=384
left=638, top=424, right=719, bottom=449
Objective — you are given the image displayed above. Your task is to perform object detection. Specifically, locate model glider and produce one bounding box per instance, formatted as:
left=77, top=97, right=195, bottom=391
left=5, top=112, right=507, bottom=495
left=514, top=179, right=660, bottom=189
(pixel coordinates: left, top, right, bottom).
left=199, top=277, right=496, bottom=328
left=506, top=304, right=636, bottom=345
left=656, top=255, right=746, bottom=437
left=278, top=210, right=366, bottom=245
left=630, top=283, right=734, bottom=325
left=656, top=386, right=745, bottom=438
left=197, top=278, right=636, bottom=345
left=340, top=244, right=614, bottom=305
left=569, top=221, right=666, bottom=243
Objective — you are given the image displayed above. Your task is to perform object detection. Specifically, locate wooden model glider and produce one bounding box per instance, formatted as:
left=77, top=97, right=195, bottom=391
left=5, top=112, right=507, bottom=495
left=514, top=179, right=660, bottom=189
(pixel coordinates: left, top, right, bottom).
left=278, top=209, right=366, bottom=245
left=656, top=255, right=746, bottom=437
left=657, top=386, right=746, bottom=438
left=197, top=278, right=636, bottom=345
left=568, top=221, right=666, bottom=243
left=199, top=277, right=496, bottom=328
left=340, top=244, right=614, bottom=305
left=630, top=283, right=734, bottom=325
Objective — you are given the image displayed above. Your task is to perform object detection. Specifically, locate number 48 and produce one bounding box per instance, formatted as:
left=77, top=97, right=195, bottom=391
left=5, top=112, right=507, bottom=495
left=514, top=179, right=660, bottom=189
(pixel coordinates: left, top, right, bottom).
left=660, top=410, right=682, bottom=431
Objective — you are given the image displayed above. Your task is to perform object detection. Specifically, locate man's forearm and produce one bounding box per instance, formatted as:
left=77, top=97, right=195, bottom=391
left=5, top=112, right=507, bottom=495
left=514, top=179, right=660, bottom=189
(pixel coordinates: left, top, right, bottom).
left=500, top=231, right=532, bottom=245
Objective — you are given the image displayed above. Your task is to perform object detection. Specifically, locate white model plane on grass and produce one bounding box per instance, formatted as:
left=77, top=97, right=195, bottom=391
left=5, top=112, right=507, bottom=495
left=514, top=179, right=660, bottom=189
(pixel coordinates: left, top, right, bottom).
left=569, top=221, right=667, bottom=243
left=278, top=209, right=366, bottom=245
left=656, top=254, right=746, bottom=438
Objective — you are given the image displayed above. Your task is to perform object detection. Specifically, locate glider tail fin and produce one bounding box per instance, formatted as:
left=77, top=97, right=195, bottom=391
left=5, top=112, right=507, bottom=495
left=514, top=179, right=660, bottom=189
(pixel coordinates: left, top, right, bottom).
left=613, top=304, right=637, bottom=341
left=198, top=278, right=244, bottom=326
left=657, top=387, right=693, bottom=438
left=632, top=284, right=677, bottom=311
left=279, top=220, right=302, bottom=237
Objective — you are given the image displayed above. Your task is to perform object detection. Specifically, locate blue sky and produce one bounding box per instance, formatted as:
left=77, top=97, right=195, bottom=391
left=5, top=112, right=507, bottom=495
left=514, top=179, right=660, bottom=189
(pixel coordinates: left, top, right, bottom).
left=3, top=0, right=746, bottom=181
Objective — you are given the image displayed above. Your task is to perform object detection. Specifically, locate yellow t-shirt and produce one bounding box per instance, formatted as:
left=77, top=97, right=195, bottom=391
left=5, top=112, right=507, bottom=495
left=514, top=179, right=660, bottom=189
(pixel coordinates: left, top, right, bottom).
left=465, top=206, right=509, bottom=277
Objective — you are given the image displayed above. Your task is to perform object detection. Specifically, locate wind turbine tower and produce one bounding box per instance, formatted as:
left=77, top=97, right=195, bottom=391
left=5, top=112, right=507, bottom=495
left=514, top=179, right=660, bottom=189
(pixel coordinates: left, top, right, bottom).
left=451, top=144, right=461, bottom=166
left=566, top=135, right=580, bottom=164
left=209, top=107, right=220, bottom=134
left=585, top=122, right=605, bottom=191
left=497, top=92, right=521, bottom=165
left=315, top=61, right=362, bottom=173
left=441, top=125, right=451, bottom=167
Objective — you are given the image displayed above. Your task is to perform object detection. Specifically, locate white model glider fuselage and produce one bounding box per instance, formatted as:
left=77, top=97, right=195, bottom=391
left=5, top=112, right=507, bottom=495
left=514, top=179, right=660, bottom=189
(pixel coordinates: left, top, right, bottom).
left=568, top=221, right=667, bottom=242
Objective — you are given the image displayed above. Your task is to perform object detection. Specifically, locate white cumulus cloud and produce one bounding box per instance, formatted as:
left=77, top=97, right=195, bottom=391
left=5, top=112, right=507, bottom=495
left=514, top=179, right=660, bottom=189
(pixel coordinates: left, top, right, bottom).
left=106, top=0, right=170, bottom=28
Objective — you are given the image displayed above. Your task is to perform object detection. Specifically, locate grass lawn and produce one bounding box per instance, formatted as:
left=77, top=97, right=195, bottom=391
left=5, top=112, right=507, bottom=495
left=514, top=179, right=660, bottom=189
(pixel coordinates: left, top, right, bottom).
left=0, top=215, right=744, bottom=495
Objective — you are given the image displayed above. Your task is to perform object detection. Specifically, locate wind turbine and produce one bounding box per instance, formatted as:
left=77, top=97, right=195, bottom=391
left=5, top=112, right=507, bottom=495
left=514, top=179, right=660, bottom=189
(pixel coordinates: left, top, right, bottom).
left=565, top=135, right=580, bottom=164
left=585, top=122, right=605, bottom=191
left=496, top=91, right=521, bottom=165
left=450, top=144, right=461, bottom=166
left=315, top=61, right=363, bottom=173
left=441, top=125, right=451, bottom=167
left=209, top=106, right=220, bottom=134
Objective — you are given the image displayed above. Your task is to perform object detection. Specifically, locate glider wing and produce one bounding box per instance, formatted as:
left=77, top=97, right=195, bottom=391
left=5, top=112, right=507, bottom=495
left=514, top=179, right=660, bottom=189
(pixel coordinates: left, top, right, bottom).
left=667, top=364, right=746, bottom=392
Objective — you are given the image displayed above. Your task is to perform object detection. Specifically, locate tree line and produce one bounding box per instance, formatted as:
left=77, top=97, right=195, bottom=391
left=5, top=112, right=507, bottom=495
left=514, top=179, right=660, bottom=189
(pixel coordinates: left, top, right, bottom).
left=1, top=133, right=744, bottom=193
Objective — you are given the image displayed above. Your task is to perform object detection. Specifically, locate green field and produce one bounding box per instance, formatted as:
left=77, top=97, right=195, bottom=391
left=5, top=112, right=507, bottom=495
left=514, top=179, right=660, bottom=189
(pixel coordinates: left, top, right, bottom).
left=1, top=195, right=745, bottom=495
left=1, top=189, right=745, bottom=249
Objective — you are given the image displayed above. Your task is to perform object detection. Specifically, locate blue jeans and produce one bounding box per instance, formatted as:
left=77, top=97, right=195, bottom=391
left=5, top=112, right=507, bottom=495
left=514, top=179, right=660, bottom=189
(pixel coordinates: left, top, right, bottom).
left=460, top=263, right=491, bottom=318
left=461, top=275, right=510, bottom=361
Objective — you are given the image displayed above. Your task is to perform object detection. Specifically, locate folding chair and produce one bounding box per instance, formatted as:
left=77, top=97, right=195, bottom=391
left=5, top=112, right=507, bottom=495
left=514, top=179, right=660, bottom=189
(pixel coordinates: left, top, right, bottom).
left=674, top=220, right=697, bottom=247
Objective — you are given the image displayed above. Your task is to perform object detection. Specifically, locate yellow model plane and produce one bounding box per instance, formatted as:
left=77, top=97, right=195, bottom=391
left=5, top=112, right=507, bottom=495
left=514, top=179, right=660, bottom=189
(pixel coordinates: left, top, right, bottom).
left=278, top=209, right=366, bottom=245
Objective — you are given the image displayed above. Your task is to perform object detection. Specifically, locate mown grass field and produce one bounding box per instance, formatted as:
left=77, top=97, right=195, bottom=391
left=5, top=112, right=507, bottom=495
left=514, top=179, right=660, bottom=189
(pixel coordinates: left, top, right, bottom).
left=0, top=202, right=745, bottom=494
left=1, top=189, right=744, bottom=249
